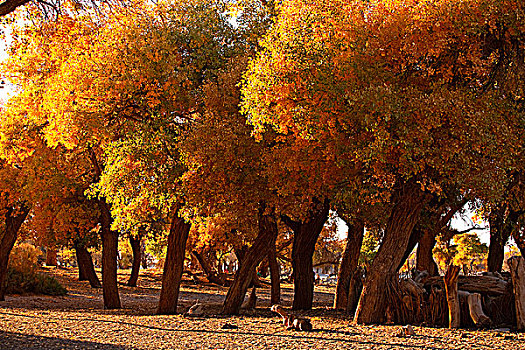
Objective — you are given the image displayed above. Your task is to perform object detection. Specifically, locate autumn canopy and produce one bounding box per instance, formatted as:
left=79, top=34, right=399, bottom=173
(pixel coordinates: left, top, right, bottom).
left=0, top=0, right=524, bottom=327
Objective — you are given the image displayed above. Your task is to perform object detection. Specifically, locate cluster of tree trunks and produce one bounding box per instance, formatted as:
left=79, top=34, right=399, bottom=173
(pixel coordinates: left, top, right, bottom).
left=384, top=269, right=520, bottom=328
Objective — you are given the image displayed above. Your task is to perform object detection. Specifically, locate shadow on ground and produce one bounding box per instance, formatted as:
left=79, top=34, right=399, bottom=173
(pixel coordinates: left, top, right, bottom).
left=0, top=331, right=131, bottom=350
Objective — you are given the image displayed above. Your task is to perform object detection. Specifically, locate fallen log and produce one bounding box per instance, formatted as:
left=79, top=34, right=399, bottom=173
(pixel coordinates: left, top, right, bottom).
left=424, top=275, right=508, bottom=296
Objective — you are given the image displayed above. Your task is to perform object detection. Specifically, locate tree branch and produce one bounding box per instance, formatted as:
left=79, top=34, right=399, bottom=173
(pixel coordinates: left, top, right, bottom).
left=0, top=0, right=31, bottom=16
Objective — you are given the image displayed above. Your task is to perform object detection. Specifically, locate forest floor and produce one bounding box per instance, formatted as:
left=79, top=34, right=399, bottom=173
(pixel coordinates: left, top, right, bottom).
left=0, top=267, right=523, bottom=349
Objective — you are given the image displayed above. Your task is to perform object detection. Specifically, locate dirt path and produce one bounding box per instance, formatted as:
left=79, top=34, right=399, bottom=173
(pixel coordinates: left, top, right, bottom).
left=0, top=268, right=523, bottom=349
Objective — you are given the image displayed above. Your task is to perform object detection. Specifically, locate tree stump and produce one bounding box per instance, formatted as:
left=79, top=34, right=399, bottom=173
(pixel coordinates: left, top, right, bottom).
left=467, top=293, right=491, bottom=327
left=444, top=265, right=461, bottom=328
left=508, top=256, right=525, bottom=331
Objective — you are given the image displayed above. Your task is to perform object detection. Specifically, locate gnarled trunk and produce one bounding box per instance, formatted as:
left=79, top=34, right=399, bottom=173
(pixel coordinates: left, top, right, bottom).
left=334, top=219, right=364, bottom=311
left=157, top=207, right=191, bottom=315
left=354, top=180, right=427, bottom=324
left=127, top=232, right=143, bottom=287
left=74, top=242, right=101, bottom=288
left=283, top=199, right=330, bottom=311
left=0, top=205, right=30, bottom=301
left=222, top=206, right=278, bottom=315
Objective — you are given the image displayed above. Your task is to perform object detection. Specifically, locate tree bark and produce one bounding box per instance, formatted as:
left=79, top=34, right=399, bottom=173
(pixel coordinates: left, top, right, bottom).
left=334, top=219, right=364, bottom=310
left=509, top=256, right=525, bottom=330
left=347, top=267, right=363, bottom=314
left=354, top=180, right=427, bottom=324
left=268, top=242, right=281, bottom=305
left=0, top=205, right=30, bottom=301
left=283, top=198, right=330, bottom=311
left=127, top=233, right=143, bottom=287
left=444, top=265, right=461, bottom=328
left=45, top=245, right=58, bottom=266
left=157, top=207, right=191, bottom=315
left=222, top=206, right=278, bottom=315
left=416, top=229, right=439, bottom=276
left=74, top=242, right=101, bottom=288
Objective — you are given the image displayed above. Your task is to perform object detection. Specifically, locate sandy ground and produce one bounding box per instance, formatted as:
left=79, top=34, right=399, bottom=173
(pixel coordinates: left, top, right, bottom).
left=0, top=267, right=523, bottom=349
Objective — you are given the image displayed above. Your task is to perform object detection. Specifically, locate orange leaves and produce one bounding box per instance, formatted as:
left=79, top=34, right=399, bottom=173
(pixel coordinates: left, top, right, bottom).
left=241, top=0, right=525, bottom=213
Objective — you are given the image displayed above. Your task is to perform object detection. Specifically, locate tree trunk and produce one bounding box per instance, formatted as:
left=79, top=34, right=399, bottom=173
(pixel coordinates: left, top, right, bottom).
left=127, top=233, right=143, bottom=287
left=191, top=250, right=226, bottom=286
left=354, top=180, right=427, bottom=324
left=509, top=256, right=525, bottom=330
left=444, top=265, right=461, bottom=328
left=0, top=205, right=30, bottom=301
left=157, top=207, right=191, bottom=315
left=416, top=229, right=439, bottom=276
left=222, top=207, right=278, bottom=315
left=74, top=243, right=101, bottom=288
left=45, top=245, right=58, bottom=266
left=90, top=148, right=120, bottom=308
left=99, top=198, right=121, bottom=309
left=77, top=246, right=88, bottom=281
left=487, top=205, right=512, bottom=272
left=268, top=242, right=280, bottom=305
left=334, top=219, right=364, bottom=310
left=283, top=198, right=330, bottom=311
